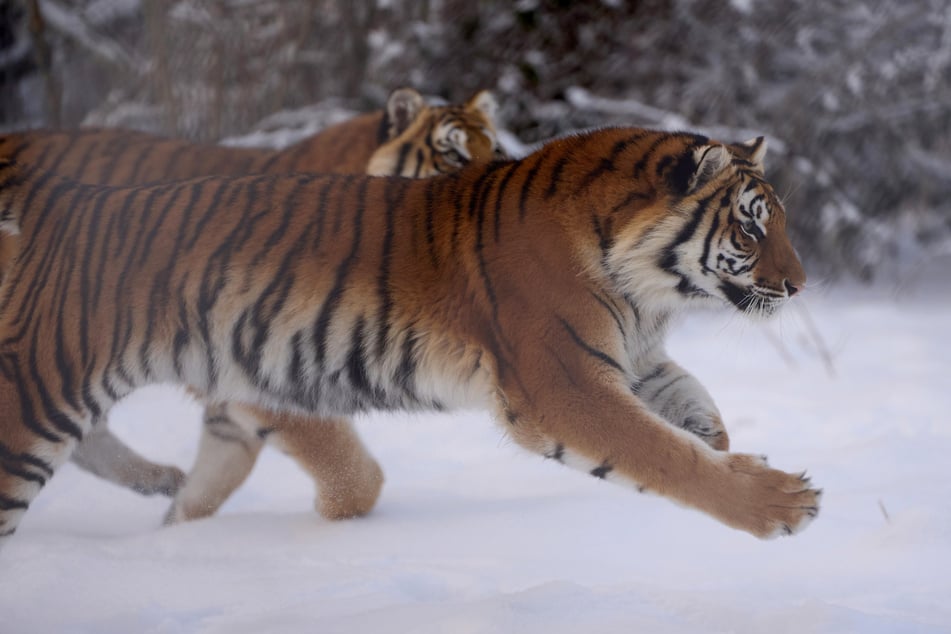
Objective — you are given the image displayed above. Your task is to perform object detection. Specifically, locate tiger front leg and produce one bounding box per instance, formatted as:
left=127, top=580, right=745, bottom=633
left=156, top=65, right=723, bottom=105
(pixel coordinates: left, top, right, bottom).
left=71, top=424, right=185, bottom=496
left=164, top=402, right=265, bottom=525
left=633, top=357, right=729, bottom=451
left=495, top=345, right=820, bottom=538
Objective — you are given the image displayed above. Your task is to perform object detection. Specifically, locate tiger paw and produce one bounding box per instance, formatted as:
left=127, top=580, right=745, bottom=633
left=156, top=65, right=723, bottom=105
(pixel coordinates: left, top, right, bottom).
left=130, top=464, right=186, bottom=497
left=714, top=453, right=821, bottom=538
left=317, top=457, right=385, bottom=521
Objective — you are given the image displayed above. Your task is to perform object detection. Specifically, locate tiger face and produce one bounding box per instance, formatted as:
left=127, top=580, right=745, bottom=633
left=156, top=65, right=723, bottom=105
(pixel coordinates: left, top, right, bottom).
left=715, top=162, right=804, bottom=316
left=367, top=90, right=505, bottom=177
left=651, top=137, right=805, bottom=318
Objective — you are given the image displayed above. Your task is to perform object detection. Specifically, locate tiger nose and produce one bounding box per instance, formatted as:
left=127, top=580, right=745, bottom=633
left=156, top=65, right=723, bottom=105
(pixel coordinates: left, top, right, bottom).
left=784, top=280, right=800, bottom=296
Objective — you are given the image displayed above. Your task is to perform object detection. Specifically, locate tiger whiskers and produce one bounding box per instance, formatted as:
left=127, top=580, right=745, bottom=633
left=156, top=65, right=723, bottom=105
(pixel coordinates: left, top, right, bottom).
left=799, top=278, right=830, bottom=294
left=790, top=299, right=837, bottom=378
left=742, top=287, right=786, bottom=320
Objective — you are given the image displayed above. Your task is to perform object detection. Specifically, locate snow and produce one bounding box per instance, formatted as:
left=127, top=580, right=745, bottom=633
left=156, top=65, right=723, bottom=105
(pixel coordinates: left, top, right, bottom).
left=83, top=0, right=141, bottom=27
left=563, top=87, right=789, bottom=156
left=496, top=128, right=533, bottom=159
left=2, top=276, right=950, bottom=633
left=220, top=102, right=359, bottom=150
left=566, top=86, right=691, bottom=131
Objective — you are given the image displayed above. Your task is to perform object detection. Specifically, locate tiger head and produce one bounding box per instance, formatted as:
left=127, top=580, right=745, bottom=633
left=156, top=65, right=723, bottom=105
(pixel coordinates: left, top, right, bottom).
left=607, top=134, right=805, bottom=319
left=666, top=137, right=804, bottom=317
left=367, top=89, right=505, bottom=177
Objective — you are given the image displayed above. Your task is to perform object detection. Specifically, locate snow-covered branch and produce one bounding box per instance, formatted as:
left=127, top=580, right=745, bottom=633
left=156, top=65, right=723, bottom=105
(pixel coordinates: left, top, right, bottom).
left=565, top=87, right=690, bottom=130
left=565, top=87, right=788, bottom=154
left=38, top=0, right=141, bottom=73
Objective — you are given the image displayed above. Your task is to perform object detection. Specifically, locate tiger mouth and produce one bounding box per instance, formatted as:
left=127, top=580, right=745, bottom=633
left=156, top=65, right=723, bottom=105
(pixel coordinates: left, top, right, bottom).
left=718, top=281, right=786, bottom=317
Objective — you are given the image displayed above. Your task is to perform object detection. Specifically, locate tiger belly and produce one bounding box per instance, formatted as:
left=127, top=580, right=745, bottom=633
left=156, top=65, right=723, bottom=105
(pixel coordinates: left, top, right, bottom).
left=167, top=307, right=496, bottom=420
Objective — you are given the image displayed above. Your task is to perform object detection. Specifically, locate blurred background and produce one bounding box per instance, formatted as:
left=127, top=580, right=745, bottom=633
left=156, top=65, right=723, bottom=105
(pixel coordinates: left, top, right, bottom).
left=1, top=0, right=949, bottom=281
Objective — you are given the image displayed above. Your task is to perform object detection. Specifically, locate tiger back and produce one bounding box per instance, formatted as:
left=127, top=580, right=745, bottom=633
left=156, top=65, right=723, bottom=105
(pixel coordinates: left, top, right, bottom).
left=0, top=127, right=821, bottom=548
left=0, top=88, right=504, bottom=277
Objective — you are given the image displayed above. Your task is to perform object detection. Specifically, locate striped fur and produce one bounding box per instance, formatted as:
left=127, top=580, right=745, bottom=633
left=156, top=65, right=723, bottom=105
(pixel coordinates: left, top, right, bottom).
left=0, top=88, right=504, bottom=278
left=0, top=89, right=503, bottom=518
left=0, top=128, right=820, bottom=548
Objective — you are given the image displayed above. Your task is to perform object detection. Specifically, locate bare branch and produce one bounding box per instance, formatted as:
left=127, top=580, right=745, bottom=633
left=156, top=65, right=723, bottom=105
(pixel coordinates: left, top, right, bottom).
left=27, top=0, right=61, bottom=126
left=793, top=302, right=837, bottom=379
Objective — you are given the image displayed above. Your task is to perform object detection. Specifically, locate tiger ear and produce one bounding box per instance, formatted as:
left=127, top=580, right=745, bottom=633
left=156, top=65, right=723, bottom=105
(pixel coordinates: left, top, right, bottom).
left=385, top=88, right=426, bottom=139
left=670, top=144, right=732, bottom=195
left=466, top=90, right=498, bottom=122
left=736, top=136, right=767, bottom=172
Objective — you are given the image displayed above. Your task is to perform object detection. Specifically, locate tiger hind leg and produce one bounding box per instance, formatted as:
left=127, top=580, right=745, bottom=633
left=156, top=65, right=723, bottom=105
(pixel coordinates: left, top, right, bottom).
left=266, top=411, right=384, bottom=520
left=0, top=369, right=87, bottom=550
left=70, top=424, right=185, bottom=496
left=165, top=402, right=384, bottom=524
left=163, top=402, right=264, bottom=525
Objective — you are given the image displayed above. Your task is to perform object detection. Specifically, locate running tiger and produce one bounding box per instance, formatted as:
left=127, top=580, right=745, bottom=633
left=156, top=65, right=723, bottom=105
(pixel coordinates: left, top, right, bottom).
left=0, top=127, right=820, bottom=548
left=0, top=88, right=503, bottom=519
left=0, top=87, right=503, bottom=280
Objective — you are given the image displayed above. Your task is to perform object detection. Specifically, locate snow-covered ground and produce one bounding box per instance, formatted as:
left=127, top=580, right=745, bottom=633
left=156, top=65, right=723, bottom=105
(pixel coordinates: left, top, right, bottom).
left=2, top=271, right=949, bottom=633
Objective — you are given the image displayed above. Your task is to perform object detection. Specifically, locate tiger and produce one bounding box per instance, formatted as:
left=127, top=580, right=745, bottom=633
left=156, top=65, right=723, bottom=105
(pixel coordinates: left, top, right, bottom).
left=0, top=88, right=504, bottom=521
left=0, top=126, right=821, bottom=549
left=0, top=87, right=504, bottom=280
